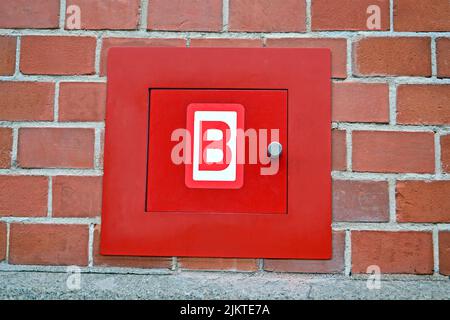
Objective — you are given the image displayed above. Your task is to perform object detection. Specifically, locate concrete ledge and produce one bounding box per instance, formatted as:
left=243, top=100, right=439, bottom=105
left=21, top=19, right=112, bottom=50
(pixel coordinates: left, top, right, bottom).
left=0, top=270, right=449, bottom=300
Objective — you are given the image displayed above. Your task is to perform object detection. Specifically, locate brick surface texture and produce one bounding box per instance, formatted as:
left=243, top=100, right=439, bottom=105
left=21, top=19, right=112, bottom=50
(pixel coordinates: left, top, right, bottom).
left=0, top=0, right=449, bottom=279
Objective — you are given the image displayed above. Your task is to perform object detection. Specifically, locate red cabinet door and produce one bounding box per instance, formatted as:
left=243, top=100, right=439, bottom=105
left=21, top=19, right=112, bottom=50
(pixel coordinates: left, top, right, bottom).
left=147, top=89, right=287, bottom=214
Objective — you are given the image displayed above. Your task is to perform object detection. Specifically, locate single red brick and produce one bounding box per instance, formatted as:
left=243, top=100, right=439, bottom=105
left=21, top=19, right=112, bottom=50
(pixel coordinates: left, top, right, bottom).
left=66, top=0, right=140, bottom=30
left=0, top=82, right=54, bottom=121
left=100, top=38, right=186, bottom=76
left=0, top=0, right=59, bottom=29
left=397, top=85, right=450, bottom=125
left=332, top=129, right=347, bottom=171
left=229, top=0, right=305, bottom=32
left=18, top=128, right=95, bottom=169
left=0, top=223, right=6, bottom=262
left=439, top=232, right=450, bottom=275
left=0, top=176, right=48, bottom=217
left=264, top=231, right=345, bottom=273
left=442, top=135, right=450, bottom=173
left=312, top=0, right=389, bottom=31
left=0, top=36, right=16, bottom=75
left=354, top=37, right=431, bottom=76
left=397, top=181, right=450, bottom=223
left=352, top=231, right=433, bottom=274
left=394, top=0, right=450, bottom=31
left=20, top=36, right=96, bottom=75
left=9, top=224, right=89, bottom=266
left=190, top=38, right=263, bottom=47
left=0, top=128, right=12, bottom=168
left=52, top=176, right=102, bottom=218
left=148, top=0, right=222, bottom=31
left=332, top=82, right=389, bottom=123
left=437, top=38, right=450, bottom=78
left=333, top=180, right=389, bottom=222
left=59, top=82, right=106, bottom=122
left=93, top=225, right=171, bottom=268
left=266, top=38, right=347, bottom=78
left=352, top=131, right=435, bottom=173
left=179, top=258, right=258, bottom=271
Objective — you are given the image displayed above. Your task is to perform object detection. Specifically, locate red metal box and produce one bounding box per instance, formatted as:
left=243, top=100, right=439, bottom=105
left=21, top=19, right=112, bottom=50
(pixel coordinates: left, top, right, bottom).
left=101, top=47, right=331, bottom=259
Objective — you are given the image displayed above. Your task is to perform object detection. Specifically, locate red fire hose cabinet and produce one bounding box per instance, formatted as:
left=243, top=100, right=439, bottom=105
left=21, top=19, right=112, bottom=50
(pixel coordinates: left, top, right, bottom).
left=101, top=47, right=332, bottom=259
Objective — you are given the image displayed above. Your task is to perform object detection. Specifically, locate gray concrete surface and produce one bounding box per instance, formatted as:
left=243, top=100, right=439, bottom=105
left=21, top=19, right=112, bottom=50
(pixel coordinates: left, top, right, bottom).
left=0, top=270, right=449, bottom=300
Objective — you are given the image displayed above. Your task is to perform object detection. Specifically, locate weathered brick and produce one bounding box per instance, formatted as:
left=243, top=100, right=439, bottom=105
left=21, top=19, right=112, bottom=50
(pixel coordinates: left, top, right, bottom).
left=264, top=231, right=345, bottom=273
left=53, top=176, right=102, bottom=218
left=59, top=82, right=106, bottom=122
left=312, top=0, right=389, bottom=31
left=352, top=131, right=435, bottom=173
left=333, top=180, right=389, bottom=222
left=100, top=38, right=186, bottom=76
left=332, top=82, right=389, bottom=123
left=0, top=223, right=6, bottom=262
left=352, top=231, right=433, bottom=274
left=332, top=130, right=346, bottom=171
left=9, top=224, right=89, bottom=266
left=394, top=0, right=450, bottom=31
left=66, top=0, right=140, bottom=30
left=0, top=0, right=59, bottom=29
left=20, top=36, right=96, bottom=75
left=439, top=232, right=450, bottom=276
left=0, top=176, right=48, bottom=217
left=0, top=128, right=12, bottom=168
left=442, top=135, right=450, bottom=173
left=266, top=38, right=347, bottom=78
left=397, top=181, right=450, bottom=223
left=354, top=37, right=431, bottom=76
left=148, top=0, right=222, bottom=31
left=179, top=258, right=259, bottom=271
left=18, top=128, right=95, bottom=169
left=437, top=38, right=450, bottom=78
left=190, top=38, right=263, bottom=47
left=229, top=0, right=305, bottom=32
left=0, top=36, right=16, bottom=75
left=93, top=225, right=171, bottom=268
left=0, top=82, right=54, bottom=121
left=397, top=85, right=450, bottom=125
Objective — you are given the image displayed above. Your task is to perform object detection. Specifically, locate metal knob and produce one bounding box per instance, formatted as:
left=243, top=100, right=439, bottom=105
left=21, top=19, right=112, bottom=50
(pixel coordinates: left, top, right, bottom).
left=267, top=142, right=282, bottom=159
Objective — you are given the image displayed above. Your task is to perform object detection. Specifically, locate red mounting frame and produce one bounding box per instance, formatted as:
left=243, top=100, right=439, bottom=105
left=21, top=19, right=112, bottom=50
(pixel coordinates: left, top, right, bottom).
left=101, top=47, right=331, bottom=259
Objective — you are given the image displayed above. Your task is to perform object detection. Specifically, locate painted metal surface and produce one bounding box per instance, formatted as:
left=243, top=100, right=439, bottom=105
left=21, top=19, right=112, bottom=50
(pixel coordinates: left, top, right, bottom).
left=101, top=47, right=331, bottom=259
left=147, top=89, right=286, bottom=213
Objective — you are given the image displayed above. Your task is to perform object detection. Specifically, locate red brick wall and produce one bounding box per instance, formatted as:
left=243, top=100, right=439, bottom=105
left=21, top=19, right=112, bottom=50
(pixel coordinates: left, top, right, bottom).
left=0, top=0, right=449, bottom=276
